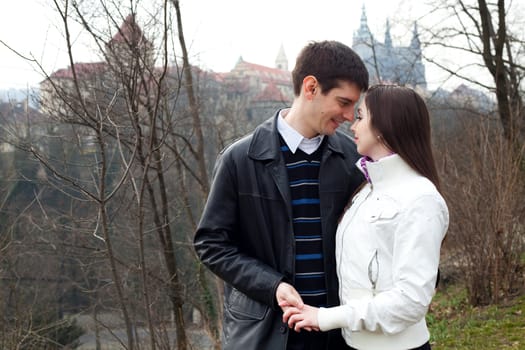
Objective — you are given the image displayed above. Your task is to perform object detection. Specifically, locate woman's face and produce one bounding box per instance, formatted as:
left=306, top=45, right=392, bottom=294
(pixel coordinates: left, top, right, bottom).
left=350, top=99, right=390, bottom=160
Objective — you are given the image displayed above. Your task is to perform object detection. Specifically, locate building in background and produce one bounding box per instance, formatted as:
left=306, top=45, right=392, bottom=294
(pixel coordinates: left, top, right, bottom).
left=40, top=10, right=501, bottom=146
left=223, top=55, right=293, bottom=124
left=352, top=5, right=427, bottom=89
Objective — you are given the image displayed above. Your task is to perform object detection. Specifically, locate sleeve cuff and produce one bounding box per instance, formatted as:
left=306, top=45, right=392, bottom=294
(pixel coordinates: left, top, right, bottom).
left=318, top=305, right=349, bottom=331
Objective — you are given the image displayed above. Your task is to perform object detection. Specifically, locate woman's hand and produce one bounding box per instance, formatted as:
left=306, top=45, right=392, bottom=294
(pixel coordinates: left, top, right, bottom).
left=282, top=304, right=320, bottom=332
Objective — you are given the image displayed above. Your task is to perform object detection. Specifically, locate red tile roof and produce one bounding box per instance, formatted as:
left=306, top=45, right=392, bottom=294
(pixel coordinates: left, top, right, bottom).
left=232, top=60, right=291, bottom=84
left=48, top=62, right=107, bottom=80
left=254, top=82, right=289, bottom=102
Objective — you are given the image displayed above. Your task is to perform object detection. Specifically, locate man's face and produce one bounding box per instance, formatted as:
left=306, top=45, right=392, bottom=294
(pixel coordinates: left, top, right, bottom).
left=306, top=81, right=362, bottom=137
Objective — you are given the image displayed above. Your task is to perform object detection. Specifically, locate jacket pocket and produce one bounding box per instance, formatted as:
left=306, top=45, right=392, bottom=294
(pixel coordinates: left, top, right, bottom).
left=227, top=288, right=269, bottom=321
left=366, top=199, right=398, bottom=222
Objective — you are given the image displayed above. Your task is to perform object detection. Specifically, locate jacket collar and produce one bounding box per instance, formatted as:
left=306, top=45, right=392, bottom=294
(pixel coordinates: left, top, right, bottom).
left=356, top=154, right=418, bottom=189
left=248, top=110, right=347, bottom=161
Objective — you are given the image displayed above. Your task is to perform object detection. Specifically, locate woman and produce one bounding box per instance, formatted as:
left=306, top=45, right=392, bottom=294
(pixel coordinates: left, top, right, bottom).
left=282, top=84, right=449, bottom=350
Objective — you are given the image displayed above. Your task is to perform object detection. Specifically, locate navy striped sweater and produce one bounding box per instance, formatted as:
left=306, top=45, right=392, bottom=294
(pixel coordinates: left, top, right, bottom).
left=280, top=137, right=327, bottom=307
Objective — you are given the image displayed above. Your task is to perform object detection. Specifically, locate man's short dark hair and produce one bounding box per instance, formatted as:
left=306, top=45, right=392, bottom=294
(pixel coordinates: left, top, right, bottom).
left=292, top=40, right=369, bottom=96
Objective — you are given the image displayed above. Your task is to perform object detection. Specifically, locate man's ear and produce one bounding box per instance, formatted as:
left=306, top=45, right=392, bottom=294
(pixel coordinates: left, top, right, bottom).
left=302, top=75, right=318, bottom=100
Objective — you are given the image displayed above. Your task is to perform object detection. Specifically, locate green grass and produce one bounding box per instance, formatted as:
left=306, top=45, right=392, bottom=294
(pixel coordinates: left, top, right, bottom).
left=427, top=285, right=525, bottom=349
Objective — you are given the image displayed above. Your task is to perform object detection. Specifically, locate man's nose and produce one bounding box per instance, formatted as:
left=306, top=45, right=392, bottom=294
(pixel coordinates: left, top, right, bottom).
left=343, top=109, right=355, bottom=122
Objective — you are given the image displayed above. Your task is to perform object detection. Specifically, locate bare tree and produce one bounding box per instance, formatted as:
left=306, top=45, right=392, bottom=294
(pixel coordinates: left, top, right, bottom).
left=430, top=95, right=525, bottom=305
left=422, top=0, right=525, bottom=144
left=0, top=0, right=231, bottom=348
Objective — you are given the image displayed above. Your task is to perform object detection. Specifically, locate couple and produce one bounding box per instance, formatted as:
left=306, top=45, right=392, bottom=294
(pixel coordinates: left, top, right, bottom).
left=194, top=41, right=449, bottom=350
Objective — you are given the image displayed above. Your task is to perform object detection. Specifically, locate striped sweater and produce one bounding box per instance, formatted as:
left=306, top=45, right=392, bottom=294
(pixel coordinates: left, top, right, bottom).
left=280, top=137, right=327, bottom=307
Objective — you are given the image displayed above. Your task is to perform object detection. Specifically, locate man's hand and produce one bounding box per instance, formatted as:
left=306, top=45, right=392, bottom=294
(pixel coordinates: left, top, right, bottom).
left=276, top=282, right=304, bottom=311
left=276, top=282, right=319, bottom=332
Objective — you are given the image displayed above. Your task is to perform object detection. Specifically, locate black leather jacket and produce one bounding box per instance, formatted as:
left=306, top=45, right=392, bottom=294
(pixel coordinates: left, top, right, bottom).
left=194, top=113, right=364, bottom=349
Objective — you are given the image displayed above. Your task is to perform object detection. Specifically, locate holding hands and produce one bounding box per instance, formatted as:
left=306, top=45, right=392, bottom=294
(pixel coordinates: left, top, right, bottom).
left=282, top=304, right=320, bottom=332
left=276, top=282, right=319, bottom=332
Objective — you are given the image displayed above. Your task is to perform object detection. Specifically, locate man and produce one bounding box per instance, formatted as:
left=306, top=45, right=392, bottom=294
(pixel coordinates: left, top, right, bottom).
left=194, top=40, right=369, bottom=349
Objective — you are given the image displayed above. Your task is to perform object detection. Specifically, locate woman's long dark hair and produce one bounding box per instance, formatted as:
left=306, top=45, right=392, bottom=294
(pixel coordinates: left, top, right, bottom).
left=365, top=84, right=441, bottom=192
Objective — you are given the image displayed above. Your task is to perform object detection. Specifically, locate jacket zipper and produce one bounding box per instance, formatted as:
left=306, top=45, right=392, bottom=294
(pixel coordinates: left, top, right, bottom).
left=337, top=187, right=372, bottom=298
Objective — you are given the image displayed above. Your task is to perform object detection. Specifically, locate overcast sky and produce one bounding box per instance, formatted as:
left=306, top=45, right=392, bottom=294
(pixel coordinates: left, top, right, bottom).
left=2, top=0, right=516, bottom=91
left=179, top=0, right=423, bottom=72
left=0, top=0, right=433, bottom=90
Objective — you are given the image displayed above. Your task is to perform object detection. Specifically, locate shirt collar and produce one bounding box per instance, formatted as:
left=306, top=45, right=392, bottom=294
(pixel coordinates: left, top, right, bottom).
left=277, top=109, right=324, bottom=154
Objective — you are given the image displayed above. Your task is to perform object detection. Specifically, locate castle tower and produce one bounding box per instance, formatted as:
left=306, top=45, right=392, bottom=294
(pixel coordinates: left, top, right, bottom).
left=384, top=19, right=392, bottom=49
left=106, top=14, right=154, bottom=74
left=353, top=4, right=374, bottom=46
left=409, top=22, right=426, bottom=88
left=352, top=5, right=427, bottom=89
left=352, top=5, right=378, bottom=82
left=275, top=44, right=288, bottom=71
left=410, top=22, right=421, bottom=51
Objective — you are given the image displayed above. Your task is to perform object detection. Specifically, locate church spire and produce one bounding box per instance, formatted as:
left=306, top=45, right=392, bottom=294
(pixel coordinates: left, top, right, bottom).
left=353, top=4, right=374, bottom=45
left=410, top=22, right=421, bottom=51
left=384, top=19, right=392, bottom=49
left=360, top=4, right=367, bottom=28
left=275, top=43, right=288, bottom=71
